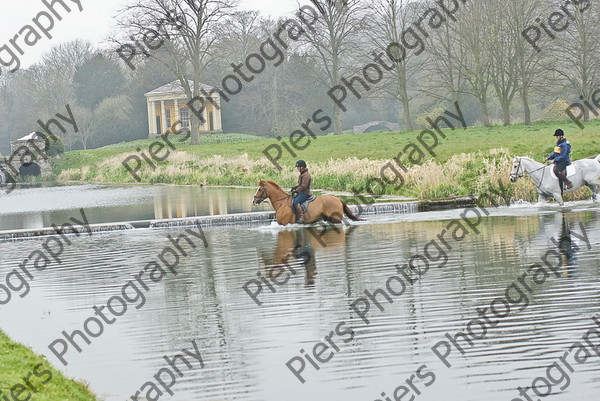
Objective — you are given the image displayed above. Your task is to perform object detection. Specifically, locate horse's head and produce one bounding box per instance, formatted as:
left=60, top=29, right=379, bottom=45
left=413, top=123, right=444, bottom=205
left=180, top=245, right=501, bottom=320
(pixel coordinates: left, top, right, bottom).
left=253, top=179, right=268, bottom=205
left=510, top=157, right=523, bottom=183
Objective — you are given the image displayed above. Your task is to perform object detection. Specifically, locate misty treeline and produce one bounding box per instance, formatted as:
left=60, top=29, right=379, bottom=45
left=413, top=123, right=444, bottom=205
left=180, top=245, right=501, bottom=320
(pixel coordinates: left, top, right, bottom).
left=0, top=0, right=598, bottom=154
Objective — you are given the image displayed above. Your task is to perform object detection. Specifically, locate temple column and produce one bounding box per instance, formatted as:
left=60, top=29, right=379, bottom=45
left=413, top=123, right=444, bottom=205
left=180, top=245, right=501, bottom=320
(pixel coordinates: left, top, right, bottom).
left=215, top=97, right=223, bottom=131
left=160, top=100, right=166, bottom=134
left=174, top=99, right=180, bottom=126
left=203, top=104, right=209, bottom=132
left=147, top=101, right=155, bottom=137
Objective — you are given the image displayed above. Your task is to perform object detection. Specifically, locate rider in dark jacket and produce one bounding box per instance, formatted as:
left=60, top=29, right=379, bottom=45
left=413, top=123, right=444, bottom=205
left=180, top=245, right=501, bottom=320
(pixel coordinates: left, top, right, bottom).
left=546, top=128, right=572, bottom=190
left=291, top=160, right=312, bottom=223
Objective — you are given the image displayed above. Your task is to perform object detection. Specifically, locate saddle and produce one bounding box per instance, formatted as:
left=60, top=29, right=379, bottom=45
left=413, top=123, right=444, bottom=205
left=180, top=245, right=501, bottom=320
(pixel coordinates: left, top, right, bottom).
left=294, top=195, right=316, bottom=213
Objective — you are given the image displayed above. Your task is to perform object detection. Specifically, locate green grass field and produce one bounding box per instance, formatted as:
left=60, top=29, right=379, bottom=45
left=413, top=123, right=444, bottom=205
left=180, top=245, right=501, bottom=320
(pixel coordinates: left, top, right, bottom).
left=56, top=119, right=600, bottom=170
left=0, top=331, right=97, bottom=401
left=53, top=118, right=600, bottom=203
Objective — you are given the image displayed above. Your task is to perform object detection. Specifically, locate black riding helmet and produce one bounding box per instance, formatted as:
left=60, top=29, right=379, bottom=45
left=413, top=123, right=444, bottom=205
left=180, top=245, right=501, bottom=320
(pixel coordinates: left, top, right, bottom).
left=554, top=129, right=564, bottom=137
left=295, top=160, right=307, bottom=168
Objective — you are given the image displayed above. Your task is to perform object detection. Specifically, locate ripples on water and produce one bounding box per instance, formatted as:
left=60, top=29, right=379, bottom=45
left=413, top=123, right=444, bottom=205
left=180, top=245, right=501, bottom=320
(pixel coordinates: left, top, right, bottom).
left=0, top=205, right=599, bottom=401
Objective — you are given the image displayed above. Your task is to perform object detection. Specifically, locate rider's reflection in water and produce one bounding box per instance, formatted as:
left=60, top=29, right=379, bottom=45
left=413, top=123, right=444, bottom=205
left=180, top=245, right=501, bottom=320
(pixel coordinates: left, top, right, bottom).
left=554, top=213, right=577, bottom=276
left=262, top=229, right=316, bottom=287
left=292, top=229, right=317, bottom=285
left=262, top=226, right=352, bottom=286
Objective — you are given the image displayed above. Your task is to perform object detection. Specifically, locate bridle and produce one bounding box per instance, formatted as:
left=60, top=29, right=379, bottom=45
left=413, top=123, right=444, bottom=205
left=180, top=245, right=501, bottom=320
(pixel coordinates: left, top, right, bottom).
left=253, top=182, right=291, bottom=205
left=510, top=157, right=548, bottom=191
left=253, top=184, right=268, bottom=204
left=510, top=158, right=524, bottom=181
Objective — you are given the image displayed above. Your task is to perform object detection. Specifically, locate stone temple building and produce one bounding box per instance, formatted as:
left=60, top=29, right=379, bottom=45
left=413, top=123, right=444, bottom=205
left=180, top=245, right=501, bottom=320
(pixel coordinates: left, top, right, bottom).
left=0, top=132, right=52, bottom=184
left=145, top=80, right=223, bottom=137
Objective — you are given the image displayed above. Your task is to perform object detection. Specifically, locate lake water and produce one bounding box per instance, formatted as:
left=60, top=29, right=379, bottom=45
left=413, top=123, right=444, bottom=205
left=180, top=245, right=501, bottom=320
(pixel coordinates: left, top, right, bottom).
left=0, top=184, right=272, bottom=231
left=1, top=185, right=600, bottom=401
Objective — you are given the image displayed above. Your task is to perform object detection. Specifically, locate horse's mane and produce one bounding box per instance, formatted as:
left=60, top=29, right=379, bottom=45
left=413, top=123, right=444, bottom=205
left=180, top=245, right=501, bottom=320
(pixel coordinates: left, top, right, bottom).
left=517, top=156, right=541, bottom=164
left=265, top=180, right=284, bottom=191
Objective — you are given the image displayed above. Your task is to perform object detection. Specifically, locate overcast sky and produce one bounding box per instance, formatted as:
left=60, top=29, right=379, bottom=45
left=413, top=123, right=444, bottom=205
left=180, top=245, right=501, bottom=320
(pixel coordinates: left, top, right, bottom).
left=1, top=0, right=301, bottom=69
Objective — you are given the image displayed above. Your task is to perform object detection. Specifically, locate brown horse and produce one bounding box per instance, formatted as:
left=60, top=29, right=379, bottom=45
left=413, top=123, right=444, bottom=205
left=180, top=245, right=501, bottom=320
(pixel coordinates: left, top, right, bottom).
left=252, top=179, right=362, bottom=225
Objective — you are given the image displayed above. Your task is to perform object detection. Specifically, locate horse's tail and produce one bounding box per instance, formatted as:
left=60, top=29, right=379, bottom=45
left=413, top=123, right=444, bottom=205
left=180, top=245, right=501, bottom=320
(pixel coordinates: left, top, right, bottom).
left=342, top=201, right=364, bottom=221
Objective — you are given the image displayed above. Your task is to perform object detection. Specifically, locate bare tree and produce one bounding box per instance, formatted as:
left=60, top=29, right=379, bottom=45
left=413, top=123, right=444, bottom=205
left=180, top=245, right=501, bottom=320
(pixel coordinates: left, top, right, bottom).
left=504, top=0, right=548, bottom=125
left=550, top=1, right=600, bottom=124
left=300, top=0, right=364, bottom=135
left=68, top=105, right=94, bottom=150
left=211, top=12, right=326, bottom=136
left=423, top=9, right=465, bottom=106
left=25, top=40, right=93, bottom=116
left=486, top=2, right=521, bottom=126
left=116, top=0, right=238, bottom=144
left=367, top=0, right=422, bottom=130
left=215, top=10, right=262, bottom=61
left=71, top=96, right=133, bottom=149
left=455, top=2, right=493, bottom=127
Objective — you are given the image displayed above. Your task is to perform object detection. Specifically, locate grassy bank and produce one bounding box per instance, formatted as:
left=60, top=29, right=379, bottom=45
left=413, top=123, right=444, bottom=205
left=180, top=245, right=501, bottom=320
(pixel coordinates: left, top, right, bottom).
left=53, top=119, right=600, bottom=204
left=0, top=331, right=98, bottom=401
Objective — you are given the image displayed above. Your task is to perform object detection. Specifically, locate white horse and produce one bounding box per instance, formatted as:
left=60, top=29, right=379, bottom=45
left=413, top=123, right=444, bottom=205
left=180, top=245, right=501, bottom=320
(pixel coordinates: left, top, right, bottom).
left=509, top=155, right=600, bottom=206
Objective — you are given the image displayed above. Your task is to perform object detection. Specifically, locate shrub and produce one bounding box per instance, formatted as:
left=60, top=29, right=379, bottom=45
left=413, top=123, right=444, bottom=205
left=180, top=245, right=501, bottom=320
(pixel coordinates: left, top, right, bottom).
left=416, top=105, right=447, bottom=128
left=542, top=99, right=569, bottom=121
left=46, top=135, right=65, bottom=156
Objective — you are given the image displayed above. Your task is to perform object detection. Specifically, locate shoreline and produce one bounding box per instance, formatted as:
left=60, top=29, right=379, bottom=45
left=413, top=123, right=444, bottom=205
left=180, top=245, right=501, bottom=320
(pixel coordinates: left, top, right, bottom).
left=0, top=330, right=98, bottom=401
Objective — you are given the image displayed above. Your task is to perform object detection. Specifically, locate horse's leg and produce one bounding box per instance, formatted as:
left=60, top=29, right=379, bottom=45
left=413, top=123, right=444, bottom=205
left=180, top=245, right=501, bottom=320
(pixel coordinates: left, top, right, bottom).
left=276, top=207, right=294, bottom=225
left=316, top=198, right=345, bottom=225
left=537, top=193, right=547, bottom=205
left=551, top=191, right=564, bottom=206
left=327, top=213, right=343, bottom=224
left=587, top=179, right=600, bottom=202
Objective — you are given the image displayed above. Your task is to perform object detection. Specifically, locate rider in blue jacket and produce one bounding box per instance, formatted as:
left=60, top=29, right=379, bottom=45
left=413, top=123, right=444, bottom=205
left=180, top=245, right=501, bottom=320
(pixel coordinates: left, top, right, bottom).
left=546, top=129, right=572, bottom=190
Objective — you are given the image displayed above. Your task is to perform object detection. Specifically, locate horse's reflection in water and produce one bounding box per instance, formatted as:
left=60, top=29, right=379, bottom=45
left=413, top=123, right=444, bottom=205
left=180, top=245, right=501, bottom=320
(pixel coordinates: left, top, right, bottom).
left=259, top=226, right=353, bottom=286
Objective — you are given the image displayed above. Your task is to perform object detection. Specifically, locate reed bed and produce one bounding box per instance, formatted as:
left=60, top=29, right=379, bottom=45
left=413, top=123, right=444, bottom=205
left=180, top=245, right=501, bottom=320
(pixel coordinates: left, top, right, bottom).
left=57, top=148, right=594, bottom=205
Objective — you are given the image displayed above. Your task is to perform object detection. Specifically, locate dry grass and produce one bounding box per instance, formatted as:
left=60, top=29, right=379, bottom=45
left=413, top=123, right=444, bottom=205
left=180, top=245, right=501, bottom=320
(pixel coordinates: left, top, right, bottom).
left=56, top=148, right=596, bottom=205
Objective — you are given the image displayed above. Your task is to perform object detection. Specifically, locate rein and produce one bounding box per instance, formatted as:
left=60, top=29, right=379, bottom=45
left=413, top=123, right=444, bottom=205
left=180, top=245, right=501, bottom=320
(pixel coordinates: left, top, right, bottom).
left=514, top=158, right=548, bottom=192
left=272, top=194, right=291, bottom=204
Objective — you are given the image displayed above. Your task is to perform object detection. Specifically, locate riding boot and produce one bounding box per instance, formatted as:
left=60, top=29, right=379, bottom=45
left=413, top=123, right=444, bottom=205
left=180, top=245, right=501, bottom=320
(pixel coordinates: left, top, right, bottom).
left=557, top=171, right=572, bottom=190
left=294, top=204, right=305, bottom=224
left=564, top=176, right=573, bottom=189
